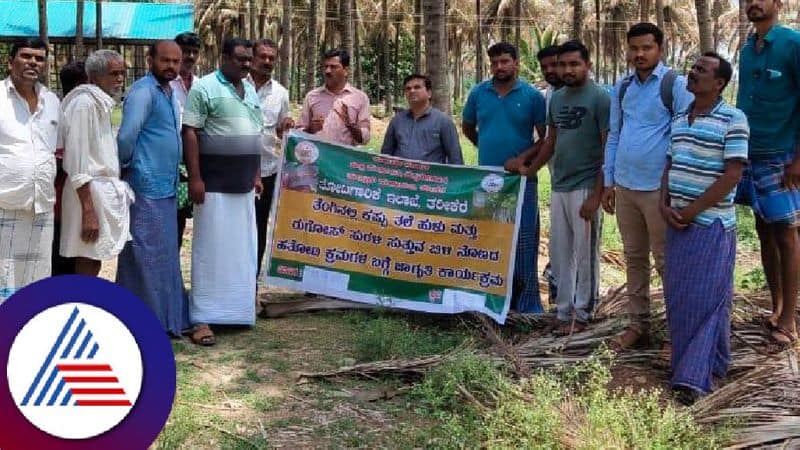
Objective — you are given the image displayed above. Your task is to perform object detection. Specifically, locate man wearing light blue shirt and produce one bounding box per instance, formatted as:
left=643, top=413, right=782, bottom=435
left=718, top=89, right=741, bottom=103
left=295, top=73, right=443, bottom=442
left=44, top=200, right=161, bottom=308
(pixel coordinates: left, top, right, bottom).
left=116, top=41, right=188, bottom=337
left=601, top=23, right=693, bottom=354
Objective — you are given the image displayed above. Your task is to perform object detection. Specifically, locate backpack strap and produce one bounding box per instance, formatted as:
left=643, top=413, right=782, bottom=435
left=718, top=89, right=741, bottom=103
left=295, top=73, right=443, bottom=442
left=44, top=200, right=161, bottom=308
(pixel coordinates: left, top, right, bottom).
left=660, top=69, right=678, bottom=117
left=618, top=74, right=635, bottom=131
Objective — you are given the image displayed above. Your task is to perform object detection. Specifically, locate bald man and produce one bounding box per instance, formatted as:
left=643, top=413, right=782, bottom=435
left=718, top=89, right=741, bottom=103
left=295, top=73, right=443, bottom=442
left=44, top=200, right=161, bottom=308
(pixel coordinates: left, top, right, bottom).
left=116, top=40, right=189, bottom=337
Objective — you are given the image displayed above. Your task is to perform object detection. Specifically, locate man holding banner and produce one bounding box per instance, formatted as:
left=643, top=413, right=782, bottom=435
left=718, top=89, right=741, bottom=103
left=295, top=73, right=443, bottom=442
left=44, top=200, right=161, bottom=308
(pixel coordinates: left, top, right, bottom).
left=462, top=42, right=547, bottom=313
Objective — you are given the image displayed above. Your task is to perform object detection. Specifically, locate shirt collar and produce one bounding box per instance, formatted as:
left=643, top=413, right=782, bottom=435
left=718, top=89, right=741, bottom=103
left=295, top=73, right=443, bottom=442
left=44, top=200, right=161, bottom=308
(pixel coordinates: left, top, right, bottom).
left=406, top=105, right=433, bottom=119
left=685, top=97, right=725, bottom=119
left=487, top=78, right=524, bottom=93
left=322, top=83, right=353, bottom=96
left=4, top=77, right=46, bottom=109
left=748, top=24, right=782, bottom=45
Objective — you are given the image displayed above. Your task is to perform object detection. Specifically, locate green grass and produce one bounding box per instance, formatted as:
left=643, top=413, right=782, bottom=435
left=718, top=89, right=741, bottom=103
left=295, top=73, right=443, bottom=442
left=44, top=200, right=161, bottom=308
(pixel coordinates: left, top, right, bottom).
left=399, top=350, right=732, bottom=449
left=350, top=311, right=470, bottom=362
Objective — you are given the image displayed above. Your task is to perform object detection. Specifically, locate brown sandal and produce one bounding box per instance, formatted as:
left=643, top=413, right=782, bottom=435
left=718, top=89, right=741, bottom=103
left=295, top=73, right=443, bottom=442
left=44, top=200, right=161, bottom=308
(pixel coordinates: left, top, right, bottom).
left=190, top=324, right=216, bottom=346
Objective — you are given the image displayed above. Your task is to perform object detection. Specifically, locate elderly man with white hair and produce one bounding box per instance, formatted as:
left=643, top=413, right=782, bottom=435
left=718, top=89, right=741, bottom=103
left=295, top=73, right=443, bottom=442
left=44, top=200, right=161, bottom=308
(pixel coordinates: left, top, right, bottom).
left=59, top=49, right=134, bottom=276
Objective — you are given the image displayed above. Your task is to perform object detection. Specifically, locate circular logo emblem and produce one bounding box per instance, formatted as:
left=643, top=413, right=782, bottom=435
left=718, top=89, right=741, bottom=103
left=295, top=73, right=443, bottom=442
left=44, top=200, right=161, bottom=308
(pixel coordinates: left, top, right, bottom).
left=0, top=276, right=176, bottom=449
left=8, top=303, right=143, bottom=439
left=480, top=173, right=504, bottom=193
left=295, top=141, right=320, bottom=164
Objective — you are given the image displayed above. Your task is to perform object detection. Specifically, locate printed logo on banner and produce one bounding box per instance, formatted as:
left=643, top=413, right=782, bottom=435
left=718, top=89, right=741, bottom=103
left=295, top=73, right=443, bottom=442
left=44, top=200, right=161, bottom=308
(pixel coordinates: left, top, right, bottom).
left=0, top=275, right=176, bottom=450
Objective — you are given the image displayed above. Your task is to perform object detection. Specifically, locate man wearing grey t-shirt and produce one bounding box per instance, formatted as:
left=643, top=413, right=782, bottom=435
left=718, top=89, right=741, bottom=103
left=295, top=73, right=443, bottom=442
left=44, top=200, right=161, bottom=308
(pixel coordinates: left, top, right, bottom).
left=381, top=74, right=463, bottom=164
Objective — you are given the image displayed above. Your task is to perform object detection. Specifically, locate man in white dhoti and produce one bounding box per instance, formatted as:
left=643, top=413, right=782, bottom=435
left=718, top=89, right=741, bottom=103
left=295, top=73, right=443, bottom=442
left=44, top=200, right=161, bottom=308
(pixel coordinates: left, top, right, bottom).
left=0, top=38, right=60, bottom=302
left=59, top=50, right=133, bottom=276
left=182, top=38, right=263, bottom=345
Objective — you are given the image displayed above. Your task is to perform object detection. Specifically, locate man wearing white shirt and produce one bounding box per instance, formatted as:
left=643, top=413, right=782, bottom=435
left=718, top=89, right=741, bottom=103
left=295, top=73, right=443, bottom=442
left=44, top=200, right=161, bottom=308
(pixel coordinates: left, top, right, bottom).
left=249, top=39, right=290, bottom=285
left=171, top=32, right=202, bottom=251
left=0, top=38, right=60, bottom=302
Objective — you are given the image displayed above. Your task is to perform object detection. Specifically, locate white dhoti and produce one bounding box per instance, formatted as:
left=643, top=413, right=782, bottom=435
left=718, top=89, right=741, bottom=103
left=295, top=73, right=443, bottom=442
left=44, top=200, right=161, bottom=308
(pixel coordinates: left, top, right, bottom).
left=190, top=191, right=257, bottom=325
left=60, top=177, right=134, bottom=260
left=0, top=208, right=54, bottom=302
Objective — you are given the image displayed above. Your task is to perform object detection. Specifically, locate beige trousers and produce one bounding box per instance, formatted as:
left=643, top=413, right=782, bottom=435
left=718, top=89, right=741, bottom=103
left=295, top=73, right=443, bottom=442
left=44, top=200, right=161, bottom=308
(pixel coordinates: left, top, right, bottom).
left=615, top=187, right=666, bottom=333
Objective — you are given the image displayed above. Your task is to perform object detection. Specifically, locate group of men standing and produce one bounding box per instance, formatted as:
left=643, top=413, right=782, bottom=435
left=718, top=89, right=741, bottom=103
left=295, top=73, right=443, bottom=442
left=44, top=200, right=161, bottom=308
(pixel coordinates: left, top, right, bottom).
left=457, top=0, right=798, bottom=405
left=0, top=0, right=798, bottom=405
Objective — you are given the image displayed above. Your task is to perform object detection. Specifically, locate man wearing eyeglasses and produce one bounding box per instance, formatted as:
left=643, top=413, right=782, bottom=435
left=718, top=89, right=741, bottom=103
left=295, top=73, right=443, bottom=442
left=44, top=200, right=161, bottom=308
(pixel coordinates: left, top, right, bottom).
left=736, top=0, right=800, bottom=349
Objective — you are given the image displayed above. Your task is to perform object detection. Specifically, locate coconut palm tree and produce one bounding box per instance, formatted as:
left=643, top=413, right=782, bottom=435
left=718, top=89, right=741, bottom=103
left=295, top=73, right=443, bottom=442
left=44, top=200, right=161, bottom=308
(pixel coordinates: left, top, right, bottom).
left=307, top=0, right=319, bottom=92
left=572, top=0, right=583, bottom=39
left=279, top=0, right=292, bottom=88
left=696, top=0, right=714, bottom=52
left=423, top=0, right=449, bottom=114
left=76, top=0, right=85, bottom=59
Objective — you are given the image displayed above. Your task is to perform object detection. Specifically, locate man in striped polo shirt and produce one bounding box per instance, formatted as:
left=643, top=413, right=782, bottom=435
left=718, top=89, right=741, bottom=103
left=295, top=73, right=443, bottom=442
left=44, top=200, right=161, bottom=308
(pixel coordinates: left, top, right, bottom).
left=182, top=38, right=264, bottom=346
left=659, top=53, right=749, bottom=404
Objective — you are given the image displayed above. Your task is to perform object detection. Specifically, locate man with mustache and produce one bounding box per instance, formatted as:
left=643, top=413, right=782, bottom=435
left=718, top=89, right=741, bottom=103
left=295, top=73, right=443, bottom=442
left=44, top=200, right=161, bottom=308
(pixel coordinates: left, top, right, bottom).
left=602, top=23, right=694, bottom=356
left=172, top=32, right=201, bottom=257
left=0, top=38, right=60, bottom=302
left=463, top=42, right=547, bottom=313
left=183, top=39, right=263, bottom=345
left=248, top=39, right=289, bottom=306
left=116, top=41, right=187, bottom=337
left=524, top=40, right=609, bottom=334
left=60, top=49, right=132, bottom=277
left=661, top=53, right=748, bottom=404
left=294, top=49, right=371, bottom=146
left=381, top=74, right=463, bottom=164
left=736, top=0, right=800, bottom=348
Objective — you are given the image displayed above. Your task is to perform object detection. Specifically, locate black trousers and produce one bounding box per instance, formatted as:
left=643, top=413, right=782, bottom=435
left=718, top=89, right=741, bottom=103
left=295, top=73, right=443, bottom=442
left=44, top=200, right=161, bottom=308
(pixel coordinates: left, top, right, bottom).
left=255, top=175, right=277, bottom=277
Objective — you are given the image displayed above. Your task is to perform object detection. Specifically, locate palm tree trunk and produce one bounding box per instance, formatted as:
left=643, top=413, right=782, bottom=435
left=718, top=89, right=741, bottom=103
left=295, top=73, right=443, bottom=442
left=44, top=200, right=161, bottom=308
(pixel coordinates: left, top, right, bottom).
left=279, top=0, right=292, bottom=88
left=595, top=0, right=600, bottom=79
left=394, top=21, right=400, bottom=100
left=96, top=0, right=103, bottom=49
left=514, top=0, right=522, bottom=50
left=453, top=38, right=462, bottom=101
left=38, top=0, right=48, bottom=46
left=353, top=0, right=363, bottom=88
left=306, top=0, right=318, bottom=93
left=250, top=0, right=257, bottom=40
left=695, top=0, right=714, bottom=52
left=243, top=0, right=251, bottom=40
left=737, top=0, right=748, bottom=53
left=423, top=0, right=449, bottom=114
left=476, top=0, right=483, bottom=82
left=572, top=0, right=583, bottom=40
left=414, top=0, right=422, bottom=73
left=76, top=0, right=85, bottom=59
left=339, top=0, right=354, bottom=58
left=37, top=0, right=48, bottom=86
left=323, top=0, right=336, bottom=48
left=655, top=0, right=665, bottom=30
left=639, top=0, right=651, bottom=22
left=712, top=0, right=722, bottom=50
left=381, top=0, right=392, bottom=113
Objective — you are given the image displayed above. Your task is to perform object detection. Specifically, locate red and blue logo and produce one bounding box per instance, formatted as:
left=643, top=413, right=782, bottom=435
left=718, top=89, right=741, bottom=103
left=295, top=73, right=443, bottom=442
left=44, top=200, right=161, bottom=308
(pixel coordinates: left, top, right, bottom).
left=0, top=275, right=176, bottom=449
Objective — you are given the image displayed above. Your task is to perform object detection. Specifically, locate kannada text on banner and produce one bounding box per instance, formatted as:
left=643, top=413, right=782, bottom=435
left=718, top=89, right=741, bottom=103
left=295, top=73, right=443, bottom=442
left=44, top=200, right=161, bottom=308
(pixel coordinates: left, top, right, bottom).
left=264, top=131, right=525, bottom=323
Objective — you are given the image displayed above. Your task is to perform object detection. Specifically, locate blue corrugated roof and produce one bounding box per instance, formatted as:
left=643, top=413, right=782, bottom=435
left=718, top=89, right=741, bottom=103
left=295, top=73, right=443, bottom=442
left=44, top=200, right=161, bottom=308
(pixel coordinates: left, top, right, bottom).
left=0, top=1, right=194, bottom=41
